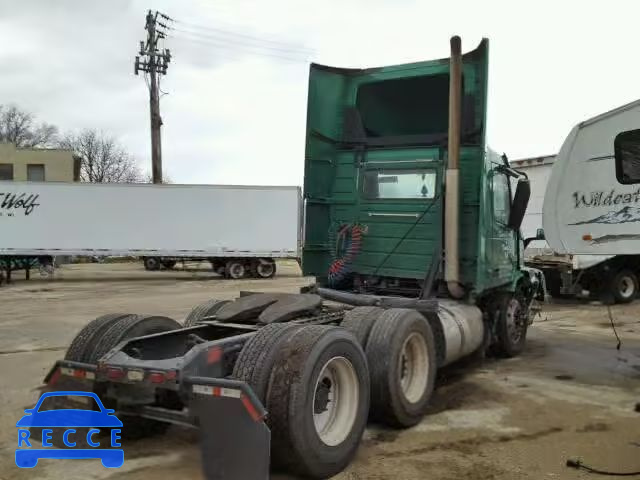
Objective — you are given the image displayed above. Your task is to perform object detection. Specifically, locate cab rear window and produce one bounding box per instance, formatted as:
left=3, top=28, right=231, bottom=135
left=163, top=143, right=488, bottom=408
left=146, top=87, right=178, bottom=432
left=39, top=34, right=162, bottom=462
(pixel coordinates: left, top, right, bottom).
left=363, top=169, right=436, bottom=199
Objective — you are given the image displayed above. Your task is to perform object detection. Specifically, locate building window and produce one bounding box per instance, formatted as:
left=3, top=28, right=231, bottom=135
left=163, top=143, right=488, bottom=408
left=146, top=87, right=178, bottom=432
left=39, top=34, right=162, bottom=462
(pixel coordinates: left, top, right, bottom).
left=0, top=163, right=14, bottom=181
left=27, top=164, right=45, bottom=182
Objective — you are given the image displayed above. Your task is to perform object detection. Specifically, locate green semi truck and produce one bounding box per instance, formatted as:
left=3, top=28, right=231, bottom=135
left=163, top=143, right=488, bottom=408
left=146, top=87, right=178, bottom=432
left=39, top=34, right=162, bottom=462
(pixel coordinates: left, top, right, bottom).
left=39, top=37, right=543, bottom=479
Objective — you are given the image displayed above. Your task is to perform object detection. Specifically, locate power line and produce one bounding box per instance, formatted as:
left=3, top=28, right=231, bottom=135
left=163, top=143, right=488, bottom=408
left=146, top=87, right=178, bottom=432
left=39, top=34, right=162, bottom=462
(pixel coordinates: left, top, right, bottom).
left=168, top=26, right=311, bottom=56
left=167, top=33, right=309, bottom=63
left=170, top=18, right=313, bottom=53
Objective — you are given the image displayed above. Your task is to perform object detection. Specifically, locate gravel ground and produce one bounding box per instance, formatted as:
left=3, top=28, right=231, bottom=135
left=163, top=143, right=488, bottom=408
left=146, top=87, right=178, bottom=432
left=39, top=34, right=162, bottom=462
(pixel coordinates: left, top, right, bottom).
left=0, top=262, right=638, bottom=480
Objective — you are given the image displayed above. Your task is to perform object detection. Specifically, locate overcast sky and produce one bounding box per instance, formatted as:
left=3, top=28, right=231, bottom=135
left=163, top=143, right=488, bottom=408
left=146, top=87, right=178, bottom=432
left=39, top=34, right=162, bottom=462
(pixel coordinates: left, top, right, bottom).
left=1, top=0, right=638, bottom=186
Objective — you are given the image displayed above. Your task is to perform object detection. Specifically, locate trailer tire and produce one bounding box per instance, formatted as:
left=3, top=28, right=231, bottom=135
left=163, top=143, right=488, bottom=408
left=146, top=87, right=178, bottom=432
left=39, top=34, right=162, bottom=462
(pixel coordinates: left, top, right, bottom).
left=90, top=314, right=182, bottom=363
left=65, top=313, right=131, bottom=363
left=143, top=257, right=160, bottom=271
left=184, top=299, right=231, bottom=327
left=341, top=306, right=384, bottom=347
left=225, top=260, right=246, bottom=279
left=252, top=258, right=276, bottom=279
left=267, top=325, right=369, bottom=479
left=160, top=259, right=176, bottom=269
left=491, top=294, right=528, bottom=357
left=609, top=269, right=638, bottom=304
left=365, top=308, right=436, bottom=428
left=232, top=323, right=305, bottom=403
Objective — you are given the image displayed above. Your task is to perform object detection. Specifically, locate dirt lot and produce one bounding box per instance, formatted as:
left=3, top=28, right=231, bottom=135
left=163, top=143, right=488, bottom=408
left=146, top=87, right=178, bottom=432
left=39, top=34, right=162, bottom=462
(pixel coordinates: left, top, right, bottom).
left=0, top=262, right=639, bottom=480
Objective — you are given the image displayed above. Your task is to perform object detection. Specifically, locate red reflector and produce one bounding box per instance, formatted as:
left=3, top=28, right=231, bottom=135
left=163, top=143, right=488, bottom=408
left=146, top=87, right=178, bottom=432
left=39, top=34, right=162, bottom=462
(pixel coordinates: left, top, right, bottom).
left=241, top=394, right=262, bottom=422
left=207, top=347, right=223, bottom=364
left=149, top=372, right=165, bottom=384
left=73, top=369, right=86, bottom=378
left=48, top=369, right=61, bottom=386
left=107, top=367, right=125, bottom=380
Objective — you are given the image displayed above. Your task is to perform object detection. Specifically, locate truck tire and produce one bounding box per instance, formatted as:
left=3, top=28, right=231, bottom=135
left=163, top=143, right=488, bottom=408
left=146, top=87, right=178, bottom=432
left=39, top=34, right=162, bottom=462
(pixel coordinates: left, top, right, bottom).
left=491, top=294, right=528, bottom=357
left=184, top=299, right=231, bottom=327
left=88, top=314, right=182, bottom=439
left=267, top=325, right=369, bottom=479
left=252, top=258, right=276, bottom=279
left=225, top=260, right=246, bottom=279
left=232, top=323, right=305, bottom=403
left=143, top=257, right=160, bottom=271
left=341, top=306, right=384, bottom=347
left=365, top=308, right=436, bottom=428
left=65, top=313, right=131, bottom=363
left=90, top=314, right=182, bottom=363
left=609, top=269, right=638, bottom=304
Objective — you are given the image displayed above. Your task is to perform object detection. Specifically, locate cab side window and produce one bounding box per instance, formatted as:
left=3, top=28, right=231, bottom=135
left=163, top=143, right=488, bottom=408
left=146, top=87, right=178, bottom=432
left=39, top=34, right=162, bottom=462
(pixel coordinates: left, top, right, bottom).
left=493, top=172, right=511, bottom=224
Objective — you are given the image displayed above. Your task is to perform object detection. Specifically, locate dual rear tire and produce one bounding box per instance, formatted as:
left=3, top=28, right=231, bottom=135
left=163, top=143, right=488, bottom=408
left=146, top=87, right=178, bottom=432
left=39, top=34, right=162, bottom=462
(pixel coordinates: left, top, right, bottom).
left=232, top=308, right=437, bottom=478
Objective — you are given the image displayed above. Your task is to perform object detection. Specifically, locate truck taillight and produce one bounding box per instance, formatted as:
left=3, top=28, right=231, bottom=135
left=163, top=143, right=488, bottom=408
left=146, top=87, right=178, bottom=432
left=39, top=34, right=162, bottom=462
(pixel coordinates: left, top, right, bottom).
left=107, top=367, right=125, bottom=380
left=149, top=372, right=165, bottom=384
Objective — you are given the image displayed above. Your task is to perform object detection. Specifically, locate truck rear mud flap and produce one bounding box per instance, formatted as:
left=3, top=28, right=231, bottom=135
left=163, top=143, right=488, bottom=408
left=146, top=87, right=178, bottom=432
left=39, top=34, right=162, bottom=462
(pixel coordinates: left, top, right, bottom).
left=183, top=376, right=270, bottom=480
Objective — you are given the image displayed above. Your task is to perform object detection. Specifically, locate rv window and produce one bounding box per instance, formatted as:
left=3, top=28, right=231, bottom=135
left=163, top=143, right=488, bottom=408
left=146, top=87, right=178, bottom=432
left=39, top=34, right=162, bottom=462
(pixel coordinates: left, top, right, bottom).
left=614, top=129, right=640, bottom=184
left=363, top=169, right=436, bottom=199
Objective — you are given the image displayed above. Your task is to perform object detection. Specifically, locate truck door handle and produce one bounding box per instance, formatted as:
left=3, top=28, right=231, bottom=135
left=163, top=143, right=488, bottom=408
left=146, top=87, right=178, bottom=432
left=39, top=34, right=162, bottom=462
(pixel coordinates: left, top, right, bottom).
left=367, top=212, right=420, bottom=218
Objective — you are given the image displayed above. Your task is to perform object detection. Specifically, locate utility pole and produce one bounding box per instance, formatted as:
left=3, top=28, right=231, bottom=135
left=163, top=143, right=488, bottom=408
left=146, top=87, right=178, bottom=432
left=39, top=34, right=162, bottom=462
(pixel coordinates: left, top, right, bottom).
left=135, top=10, right=171, bottom=184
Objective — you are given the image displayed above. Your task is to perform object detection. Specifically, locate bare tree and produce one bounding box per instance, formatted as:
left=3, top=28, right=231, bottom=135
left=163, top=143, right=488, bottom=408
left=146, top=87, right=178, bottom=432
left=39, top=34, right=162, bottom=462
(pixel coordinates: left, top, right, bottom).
left=58, top=129, right=143, bottom=183
left=0, top=104, right=58, bottom=148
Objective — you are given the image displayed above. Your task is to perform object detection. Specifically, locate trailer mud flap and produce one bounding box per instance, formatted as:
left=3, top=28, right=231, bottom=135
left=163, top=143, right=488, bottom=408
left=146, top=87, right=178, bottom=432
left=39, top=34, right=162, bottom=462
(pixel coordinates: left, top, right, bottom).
left=184, top=376, right=270, bottom=480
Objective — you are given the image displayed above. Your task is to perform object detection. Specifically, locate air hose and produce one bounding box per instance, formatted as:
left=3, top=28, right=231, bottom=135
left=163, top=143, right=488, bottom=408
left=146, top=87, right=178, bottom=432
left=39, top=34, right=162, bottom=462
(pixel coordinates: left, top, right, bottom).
left=327, top=224, right=364, bottom=287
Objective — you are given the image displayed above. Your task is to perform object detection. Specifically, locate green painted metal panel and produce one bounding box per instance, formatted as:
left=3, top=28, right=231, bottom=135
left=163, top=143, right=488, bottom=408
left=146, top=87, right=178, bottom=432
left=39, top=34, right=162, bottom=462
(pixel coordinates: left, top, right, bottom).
left=302, top=40, right=501, bottom=294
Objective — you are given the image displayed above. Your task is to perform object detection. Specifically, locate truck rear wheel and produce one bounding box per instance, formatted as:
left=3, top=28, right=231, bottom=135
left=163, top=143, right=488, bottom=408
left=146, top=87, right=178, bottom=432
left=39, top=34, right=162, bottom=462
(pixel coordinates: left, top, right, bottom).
left=232, top=323, right=305, bottom=403
left=65, top=313, right=131, bottom=363
left=91, top=314, right=181, bottom=363
left=609, top=269, right=638, bottom=304
left=184, top=299, right=231, bottom=327
left=267, top=325, right=369, bottom=479
left=365, top=308, right=436, bottom=428
left=491, top=294, right=528, bottom=357
left=143, top=257, right=160, bottom=271
left=341, top=306, right=384, bottom=347
left=89, top=314, right=182, bottom=439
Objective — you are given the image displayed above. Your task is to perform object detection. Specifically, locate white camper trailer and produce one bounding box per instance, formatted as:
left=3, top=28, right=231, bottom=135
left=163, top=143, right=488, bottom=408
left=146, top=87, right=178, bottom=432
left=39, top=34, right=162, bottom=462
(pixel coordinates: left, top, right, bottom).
left=535, top=99, right=640, bottom=303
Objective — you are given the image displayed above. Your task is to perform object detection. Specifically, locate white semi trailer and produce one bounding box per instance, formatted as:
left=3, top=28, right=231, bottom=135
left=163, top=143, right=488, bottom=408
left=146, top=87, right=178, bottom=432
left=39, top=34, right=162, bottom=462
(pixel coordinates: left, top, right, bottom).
left=0, top=182, right=301, bottom=280
left=534, top=98, right=640, bottom=303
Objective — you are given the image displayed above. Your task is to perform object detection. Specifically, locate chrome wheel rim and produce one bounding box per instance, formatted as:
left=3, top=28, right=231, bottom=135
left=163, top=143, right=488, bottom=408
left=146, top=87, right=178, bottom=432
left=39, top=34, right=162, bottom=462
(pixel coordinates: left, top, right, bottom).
left=313, top=356, right=359, bottom=446
left=398, top=332, right=429, bottom=403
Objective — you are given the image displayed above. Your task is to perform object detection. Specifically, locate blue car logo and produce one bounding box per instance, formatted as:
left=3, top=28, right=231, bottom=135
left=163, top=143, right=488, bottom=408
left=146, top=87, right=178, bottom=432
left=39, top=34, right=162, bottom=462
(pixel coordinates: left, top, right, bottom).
left=16, top=391, right=124, bottom=468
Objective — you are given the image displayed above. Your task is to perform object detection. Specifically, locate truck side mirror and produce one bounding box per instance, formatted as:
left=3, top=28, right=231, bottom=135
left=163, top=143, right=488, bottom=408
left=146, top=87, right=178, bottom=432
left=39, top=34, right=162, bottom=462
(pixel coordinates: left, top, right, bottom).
left=508, top=178, right=530, bottom=230
left=524, top=228, right=545, bottom=249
